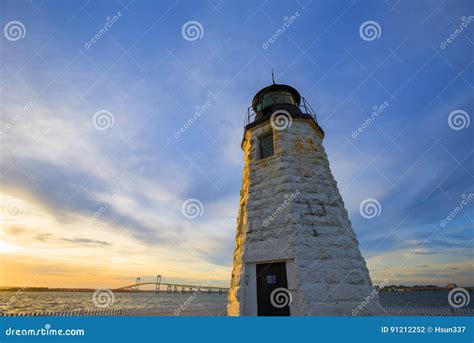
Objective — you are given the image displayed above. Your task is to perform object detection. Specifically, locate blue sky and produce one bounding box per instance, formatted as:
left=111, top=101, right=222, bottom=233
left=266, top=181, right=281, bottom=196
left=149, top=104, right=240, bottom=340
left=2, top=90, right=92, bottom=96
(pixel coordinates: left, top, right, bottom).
left=0, top=0, right=473, bottom=288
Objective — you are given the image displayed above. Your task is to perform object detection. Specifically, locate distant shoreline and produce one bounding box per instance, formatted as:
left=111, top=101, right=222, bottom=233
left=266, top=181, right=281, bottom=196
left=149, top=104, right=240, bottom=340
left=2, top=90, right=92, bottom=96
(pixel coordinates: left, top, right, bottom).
left=0, top=287, right=229, bottom=293
left=1, top=286, right=472, bottom=293
left=0, top=288, right=162, bottom=293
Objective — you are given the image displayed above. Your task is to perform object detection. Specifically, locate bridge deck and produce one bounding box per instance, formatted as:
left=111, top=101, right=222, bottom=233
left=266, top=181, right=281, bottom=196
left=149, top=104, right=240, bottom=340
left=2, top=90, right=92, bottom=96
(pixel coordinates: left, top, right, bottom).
left=115, top=282, right=229, bottom=291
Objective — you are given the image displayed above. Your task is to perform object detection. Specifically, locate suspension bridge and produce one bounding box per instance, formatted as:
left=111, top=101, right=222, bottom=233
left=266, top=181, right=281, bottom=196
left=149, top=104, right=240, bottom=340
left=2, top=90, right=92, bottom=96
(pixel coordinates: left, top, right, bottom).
left=113, top=275, right=228, bottom=294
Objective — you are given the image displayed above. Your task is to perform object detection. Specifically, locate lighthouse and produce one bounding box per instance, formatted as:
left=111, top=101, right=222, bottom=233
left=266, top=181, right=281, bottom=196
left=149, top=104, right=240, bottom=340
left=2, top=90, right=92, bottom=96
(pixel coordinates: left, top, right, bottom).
left=227, top=83, right=382, bottom=316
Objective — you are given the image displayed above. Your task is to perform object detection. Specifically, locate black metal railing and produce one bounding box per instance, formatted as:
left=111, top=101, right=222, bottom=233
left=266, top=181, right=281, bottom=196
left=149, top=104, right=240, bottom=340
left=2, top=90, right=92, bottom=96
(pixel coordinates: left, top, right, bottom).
left=244, top=96, right=318, bottom=127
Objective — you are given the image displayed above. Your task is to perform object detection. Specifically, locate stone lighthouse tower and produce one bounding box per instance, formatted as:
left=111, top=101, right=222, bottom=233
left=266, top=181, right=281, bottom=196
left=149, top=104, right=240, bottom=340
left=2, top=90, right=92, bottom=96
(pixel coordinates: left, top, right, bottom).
left=227, top=83, right=382, bottom=316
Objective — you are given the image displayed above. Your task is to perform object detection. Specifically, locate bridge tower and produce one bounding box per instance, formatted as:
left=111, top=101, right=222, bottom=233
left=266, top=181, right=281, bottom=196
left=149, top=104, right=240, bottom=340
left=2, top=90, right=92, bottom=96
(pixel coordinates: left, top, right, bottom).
left=155, top=275, right=161, bottom=293
left=227, top=83, right=382, bottom=316
left=135, top=277, right=141, bottom=291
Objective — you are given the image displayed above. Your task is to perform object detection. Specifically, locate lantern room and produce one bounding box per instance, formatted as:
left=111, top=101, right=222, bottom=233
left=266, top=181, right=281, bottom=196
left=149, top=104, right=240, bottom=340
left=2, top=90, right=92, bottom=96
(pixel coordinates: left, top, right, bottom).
left=252, top=84, right=301, bottom=112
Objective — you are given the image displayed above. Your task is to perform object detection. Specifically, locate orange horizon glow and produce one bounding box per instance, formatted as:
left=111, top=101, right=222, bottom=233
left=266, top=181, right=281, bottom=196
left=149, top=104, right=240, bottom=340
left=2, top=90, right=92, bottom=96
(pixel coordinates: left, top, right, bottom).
left=1, top=185, right=473, bottom=290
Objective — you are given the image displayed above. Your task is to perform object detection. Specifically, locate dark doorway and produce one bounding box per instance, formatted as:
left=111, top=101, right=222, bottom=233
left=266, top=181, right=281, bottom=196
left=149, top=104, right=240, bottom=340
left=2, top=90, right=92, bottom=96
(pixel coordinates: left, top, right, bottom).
left=256, top=262, right=291, bottom=316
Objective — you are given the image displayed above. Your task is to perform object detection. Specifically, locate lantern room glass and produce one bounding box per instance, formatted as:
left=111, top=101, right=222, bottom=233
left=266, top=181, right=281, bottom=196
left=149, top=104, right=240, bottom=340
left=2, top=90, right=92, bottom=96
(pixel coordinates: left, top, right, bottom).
left=255, top=91, right=297, bottom=112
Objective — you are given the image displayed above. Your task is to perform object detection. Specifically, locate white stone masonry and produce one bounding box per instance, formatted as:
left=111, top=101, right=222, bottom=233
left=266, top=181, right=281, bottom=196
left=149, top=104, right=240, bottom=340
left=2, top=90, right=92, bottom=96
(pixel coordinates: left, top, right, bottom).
left=227, top=118, right=383, bottom=316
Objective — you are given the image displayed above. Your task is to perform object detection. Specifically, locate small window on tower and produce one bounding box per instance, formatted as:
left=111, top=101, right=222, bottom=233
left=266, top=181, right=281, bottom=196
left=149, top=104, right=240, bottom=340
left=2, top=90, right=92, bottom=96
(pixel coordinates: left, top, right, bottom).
left=258, top=132, right=274, bottom=160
